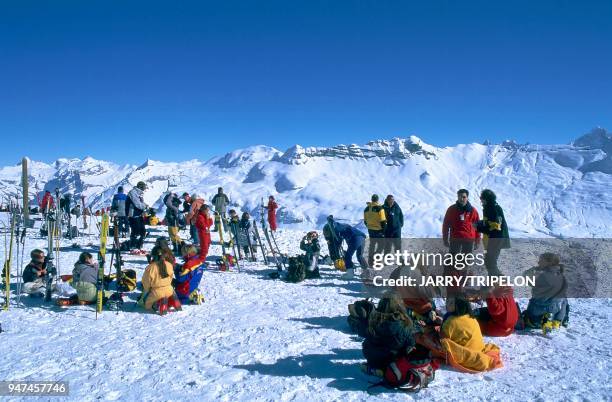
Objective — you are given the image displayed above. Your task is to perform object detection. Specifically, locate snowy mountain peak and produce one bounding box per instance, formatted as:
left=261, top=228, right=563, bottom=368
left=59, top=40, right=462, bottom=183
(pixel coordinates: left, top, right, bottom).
left=573, top=127, right=611, bottom=151
left=214, top=145, right=281, bottom=169
left=276, top=136, right=437, bottom=165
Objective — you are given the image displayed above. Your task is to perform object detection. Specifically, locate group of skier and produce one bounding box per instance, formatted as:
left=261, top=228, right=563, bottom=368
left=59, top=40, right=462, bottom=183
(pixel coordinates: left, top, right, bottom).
left=10, top=182, right=572, bottom=393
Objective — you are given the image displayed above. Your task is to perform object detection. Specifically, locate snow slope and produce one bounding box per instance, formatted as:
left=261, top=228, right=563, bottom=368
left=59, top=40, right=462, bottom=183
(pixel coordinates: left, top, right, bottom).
left=1, top=128, right=610, bottom=238
left=0, top=217, right=610, bottom=401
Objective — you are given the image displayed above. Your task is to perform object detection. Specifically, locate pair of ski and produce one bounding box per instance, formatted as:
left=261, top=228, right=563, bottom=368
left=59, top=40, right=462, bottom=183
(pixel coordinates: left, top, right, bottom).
left=258, top=199, right=285, bottom=276
left=215, top=212, right=240, bottom=273
left=95, top=214, right=124, bottom=318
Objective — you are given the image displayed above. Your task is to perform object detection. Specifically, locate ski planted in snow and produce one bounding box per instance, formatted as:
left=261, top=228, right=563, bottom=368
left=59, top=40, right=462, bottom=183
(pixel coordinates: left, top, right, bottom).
left=96, top=213, right=110, bottom=318
left=3, top=211, right=16, bottom=310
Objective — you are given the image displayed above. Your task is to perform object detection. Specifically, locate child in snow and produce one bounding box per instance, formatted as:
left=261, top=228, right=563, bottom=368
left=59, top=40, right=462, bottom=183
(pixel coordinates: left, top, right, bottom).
left=174, top=244, right=205, bottom=305
left=146, top=237, right=176, bottom=266
left=22, top=249, right=54, bottom=296
left=440, top=297, right=502, bottom=373
left=474, top=286, right=519, bottom=337
left=523, top=252, right=569, bottom=331
left=195, top=204, right=213, bottom=261
left=299, top=231, right=321, bottom=278
left=71, top=252, right=98, bottom=302
left=140, top=246, right=181, bottom=315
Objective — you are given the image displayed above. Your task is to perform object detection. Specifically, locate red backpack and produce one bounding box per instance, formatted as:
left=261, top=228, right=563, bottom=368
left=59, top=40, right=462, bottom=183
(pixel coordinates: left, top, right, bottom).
left=370, top=347, right=439, bottom=393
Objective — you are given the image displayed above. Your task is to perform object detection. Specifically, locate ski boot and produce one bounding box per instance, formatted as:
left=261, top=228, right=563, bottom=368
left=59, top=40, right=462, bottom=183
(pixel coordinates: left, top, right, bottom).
left=341, top=268, right=355, bottom=280
left=168, top=295, right=182, bottom=311
left=156, top=298, right=169, bottom=315
left=189, top=289, right=204, bottom=305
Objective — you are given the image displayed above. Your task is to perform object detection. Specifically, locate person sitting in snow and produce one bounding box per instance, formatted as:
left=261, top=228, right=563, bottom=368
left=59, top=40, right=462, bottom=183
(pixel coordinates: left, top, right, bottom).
left=140, top=246, right=181, bottom=315
left=473, top=286, right=519, bottom=337
left=22, top=249, right=53, bottom=296
left=522, top=252, right=569, bottom=332
left=299, top=231, right=321, bottom=278
left=174, top=244, right=205, bottom=305
left=71, top=252, right=98, bottom=303
left=439, top=297, right=502, bottom=373
left=361, top=295, right=422, bottom=371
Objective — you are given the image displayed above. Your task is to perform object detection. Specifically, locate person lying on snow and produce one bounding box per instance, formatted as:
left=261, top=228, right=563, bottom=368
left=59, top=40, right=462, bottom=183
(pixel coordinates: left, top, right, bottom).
left=439, top=297, right=502, bottom=373
left=299, top=231, right=321, bottom=278
left=472, top=286, right=519, bottom=337
left=71, top=252, right=98, bottom=303
left=173, top=244, right=205, bottom=305
left=140, top=246, right=181, bottom=315
left=522, top=252, right=569, bottom=332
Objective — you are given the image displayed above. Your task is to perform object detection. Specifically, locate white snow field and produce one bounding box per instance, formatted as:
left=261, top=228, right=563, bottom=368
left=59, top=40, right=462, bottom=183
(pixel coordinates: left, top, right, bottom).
left=0, top=129, right=611, bottom=400
left=0, top=222, right=611, bottom=401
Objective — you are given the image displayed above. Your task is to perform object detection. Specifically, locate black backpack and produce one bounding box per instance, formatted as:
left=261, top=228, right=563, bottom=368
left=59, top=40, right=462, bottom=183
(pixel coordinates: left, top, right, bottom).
left=347, top=298, right=375, bottom=338
left=286, top=256, right=306, bottom=283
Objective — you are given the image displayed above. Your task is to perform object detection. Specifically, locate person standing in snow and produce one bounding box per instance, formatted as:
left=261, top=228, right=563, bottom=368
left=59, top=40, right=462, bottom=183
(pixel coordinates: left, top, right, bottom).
left=443, top=189, right=480, bottom=254
left=237, top=212, right=257, bottom=258
left=264, top=195, right=279, bottom=231
left=40, top=190, right=55, bottom=214
left=474, top=189, right=510, bottom=276
left=126, top=181, right=148, bottom=250
left=185, top=193, right=205, bottom=244
left=111, top=186, right=129, bottom=237
left=364, top=194, right=387, bottom=266
left=164, top=192, right=183, bottom=254
left=195, top=204, right=213, bottom=261
left=383, top=195, right=404, bottom=253
left=211, top=187, right=230, bottom=231
left=181, top=192, right=194, bottom=240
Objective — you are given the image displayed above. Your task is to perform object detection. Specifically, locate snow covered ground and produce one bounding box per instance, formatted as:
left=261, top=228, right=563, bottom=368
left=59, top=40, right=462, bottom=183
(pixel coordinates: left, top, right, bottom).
left=1, top=217, right=611, bottom=401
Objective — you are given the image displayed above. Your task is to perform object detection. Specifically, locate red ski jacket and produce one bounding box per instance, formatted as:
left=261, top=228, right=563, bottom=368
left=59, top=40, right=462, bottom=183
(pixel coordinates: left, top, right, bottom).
left=442, top=203, right=480, bottom=242
left=195, top=212, right=213, bottom=238
left=478, top=288, right=519, bottom=337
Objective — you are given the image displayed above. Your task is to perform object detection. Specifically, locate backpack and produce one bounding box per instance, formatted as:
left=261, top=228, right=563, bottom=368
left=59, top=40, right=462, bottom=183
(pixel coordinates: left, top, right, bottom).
left=286, top=256, right=306, bottom=283
left=118, top=269, right=137, bottom=291
left=370, top=346, right=438, bottom=393
left=347, top=298, right=375, bottom=338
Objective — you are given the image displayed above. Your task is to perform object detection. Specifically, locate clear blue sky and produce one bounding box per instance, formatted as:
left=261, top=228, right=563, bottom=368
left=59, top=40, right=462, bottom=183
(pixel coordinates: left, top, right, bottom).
left=1, top=0, right=611, bottom=165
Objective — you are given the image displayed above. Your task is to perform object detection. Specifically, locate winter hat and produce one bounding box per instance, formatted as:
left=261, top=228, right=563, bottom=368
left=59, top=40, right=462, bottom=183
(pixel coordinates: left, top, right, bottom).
left=118, top=186, right=124, bottom=193
left=371, top=194, right=379, bottom=202
left=136, top=181, right=148, bottom=190
left=30, top=249, right=45, bottom=262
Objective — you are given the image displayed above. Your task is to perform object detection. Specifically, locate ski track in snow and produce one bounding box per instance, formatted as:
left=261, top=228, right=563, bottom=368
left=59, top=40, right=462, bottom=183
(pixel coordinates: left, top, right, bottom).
left=1, top=221, right=611, bottom=401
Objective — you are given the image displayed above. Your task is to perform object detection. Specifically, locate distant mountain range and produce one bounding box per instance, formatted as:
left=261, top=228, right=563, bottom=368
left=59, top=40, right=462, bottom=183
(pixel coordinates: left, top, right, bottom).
left=1, top=128, right=610, bottom=238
